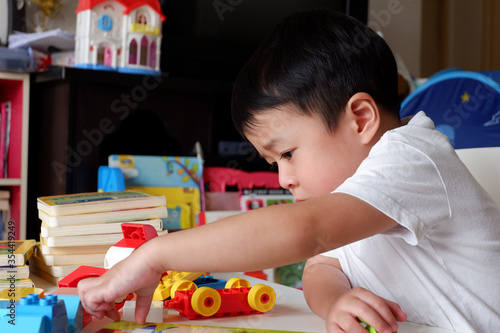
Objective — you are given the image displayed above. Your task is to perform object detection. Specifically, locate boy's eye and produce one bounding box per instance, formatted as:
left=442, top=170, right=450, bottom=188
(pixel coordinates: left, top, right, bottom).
left=280, top=151, right=293, bottom=161
left=269, top=162, right=278, bottom=171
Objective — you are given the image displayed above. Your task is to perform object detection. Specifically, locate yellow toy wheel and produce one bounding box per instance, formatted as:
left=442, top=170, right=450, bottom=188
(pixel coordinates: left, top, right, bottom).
left=191, top=287, right=221, bottom=317
left=225, top=277, right=251, bottom=289
left=170, top=279, right=197, bottom=298
left=248, top=284, right=276, bottom=312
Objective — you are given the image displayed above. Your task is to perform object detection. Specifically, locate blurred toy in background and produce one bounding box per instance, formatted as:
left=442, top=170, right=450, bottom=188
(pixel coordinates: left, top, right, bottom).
left=74, top=0, right=165, bottom=75
left=30, top=0, right=65, bottom=31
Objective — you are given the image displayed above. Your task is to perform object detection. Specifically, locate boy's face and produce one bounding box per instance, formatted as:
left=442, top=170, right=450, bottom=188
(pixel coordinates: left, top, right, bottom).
left=244, top=106, right=369, bottom=202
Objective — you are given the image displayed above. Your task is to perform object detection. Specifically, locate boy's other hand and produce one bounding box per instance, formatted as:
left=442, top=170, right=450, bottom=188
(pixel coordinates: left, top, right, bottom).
left=325, top=287, right=407, bottom=333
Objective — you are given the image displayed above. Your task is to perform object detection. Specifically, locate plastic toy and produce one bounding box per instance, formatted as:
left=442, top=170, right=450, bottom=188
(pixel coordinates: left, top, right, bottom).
left=0, top=294, right=69, bottom=333
left=193, top=274, right=227, bottom=290
left=98, top=166, right=125, bottom=192
left=57, top=294, right=88, bottom=333
left=152, top=271, right=204, bottom=301
left=358, top=318, right=397, bottom=333
left=58, top=265, right=108, bottom=288
left=203, top=167, right=282, bottom=192
left=104, top=223, right=159, bottom=268
left=74, top=0, right=165, bottom=75
left=122, top=300, right=164, bottom=323
left=0, top=292, right=89, bottom=333
left=0, top=287, right=45, bottom=300
left=166, top=277, right=276, bottom=319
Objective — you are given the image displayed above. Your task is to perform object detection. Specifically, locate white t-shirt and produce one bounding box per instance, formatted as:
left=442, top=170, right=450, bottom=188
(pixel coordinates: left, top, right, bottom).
left=322, top=111, right=500, bottom=332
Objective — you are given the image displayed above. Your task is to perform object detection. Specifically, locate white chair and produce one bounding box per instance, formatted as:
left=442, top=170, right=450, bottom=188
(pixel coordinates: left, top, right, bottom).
left=456, top=147, right=500, bottom=206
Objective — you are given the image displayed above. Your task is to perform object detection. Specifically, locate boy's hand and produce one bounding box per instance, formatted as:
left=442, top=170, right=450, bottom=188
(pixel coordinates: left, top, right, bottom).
left=77, top=250, right=164, bottom=324
left=325, top=287, right=406, bottom=333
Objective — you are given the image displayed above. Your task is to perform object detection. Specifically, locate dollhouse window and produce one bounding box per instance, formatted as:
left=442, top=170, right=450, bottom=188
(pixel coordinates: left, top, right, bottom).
left=140, top=36, right=148, bottom=66
left=98, top=15, right=113, bottom=31
left=149, top=41, right=157, bottom=67
left=129, top=39, right=138, bottom=64
left=137, top=13, right=148, bottom=25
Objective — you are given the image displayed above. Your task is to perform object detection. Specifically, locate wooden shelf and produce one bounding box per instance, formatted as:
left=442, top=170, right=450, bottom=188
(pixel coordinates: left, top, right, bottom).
left=0, top=72, right=29, bottom=240
left=0, top=178, right=22, bottom=186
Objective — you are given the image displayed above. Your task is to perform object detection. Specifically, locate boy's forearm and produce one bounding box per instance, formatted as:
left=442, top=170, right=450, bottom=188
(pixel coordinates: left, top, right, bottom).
left=139, top=202, right=319, bottom=274
left=137, top=193, right=394, bottom=275
left=302, top=257, right=351, bottom=319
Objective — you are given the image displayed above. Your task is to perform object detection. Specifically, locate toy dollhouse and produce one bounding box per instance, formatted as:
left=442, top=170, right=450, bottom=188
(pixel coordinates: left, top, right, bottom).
left=74, top=0, right=165, bottom=75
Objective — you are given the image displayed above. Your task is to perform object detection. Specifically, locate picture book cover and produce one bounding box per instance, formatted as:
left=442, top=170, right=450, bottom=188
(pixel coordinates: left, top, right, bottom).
left=108, top=155, right=203, bottom=189
left=126, top=186, right=200, bottom=230
left=0, top=239, right=35, bottom=266
left=37, top=190, right=167, bottom=216
left=240, top=189, right=294, bottom=211
left=39, top=206, right=169, bottom=227
left=97, top=321, right=319, bottom=333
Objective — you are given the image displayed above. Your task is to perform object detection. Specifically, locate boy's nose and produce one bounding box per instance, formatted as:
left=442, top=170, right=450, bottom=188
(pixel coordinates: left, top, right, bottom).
left=279, top=173, right=299, bottom=189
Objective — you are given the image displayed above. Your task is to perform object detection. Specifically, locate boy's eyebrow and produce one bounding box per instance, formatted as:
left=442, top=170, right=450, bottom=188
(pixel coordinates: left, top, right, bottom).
left=261, top=137, right=283, bottom=152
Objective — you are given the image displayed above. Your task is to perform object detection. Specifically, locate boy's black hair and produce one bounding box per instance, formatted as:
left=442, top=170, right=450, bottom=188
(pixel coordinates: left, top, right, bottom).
left=231, top=8, right=400, bottom=137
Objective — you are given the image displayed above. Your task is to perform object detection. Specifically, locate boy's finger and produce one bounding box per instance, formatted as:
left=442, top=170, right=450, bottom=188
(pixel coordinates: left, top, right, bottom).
left=354, top=291, right=404, bottom=331
left=386, top=300, right=407, bottom=322
left=105, top=307, right=121, bottom=321
left=134, top=294, right=154, bottom=324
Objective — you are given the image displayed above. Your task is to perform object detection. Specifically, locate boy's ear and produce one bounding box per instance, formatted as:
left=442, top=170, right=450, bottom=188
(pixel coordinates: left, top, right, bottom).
left=345, top=93, right=380, bottom=145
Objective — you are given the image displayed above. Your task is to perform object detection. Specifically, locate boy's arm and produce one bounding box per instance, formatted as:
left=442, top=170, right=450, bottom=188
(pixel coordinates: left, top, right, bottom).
left=303, top=255, right=407, bottom=333
left=79, top=193, right=398, bottom=323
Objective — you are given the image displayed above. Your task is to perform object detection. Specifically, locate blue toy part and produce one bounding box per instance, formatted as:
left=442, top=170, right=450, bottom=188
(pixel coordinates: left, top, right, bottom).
left=193, top=275, right=227, bottom=289
left=98, top=15, right=113, bottom=31
left=57, top=295, right=84, bottom=333
left=400, top=69, right=500, bottom=149
left=117, top=67, right=162, bottom=76
left=98, top=166, right=126, bottom=192
left=0, top=313, right=47, bottom=332
left=16, top=294, right=69, bottom=333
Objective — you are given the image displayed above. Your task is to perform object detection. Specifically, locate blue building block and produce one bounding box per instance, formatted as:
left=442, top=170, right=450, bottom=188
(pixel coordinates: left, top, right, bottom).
left=57, top=295, right=83, bottom=333
left=1, top=313, right=47, bottom=332
left=193, top=275, right=227, bottom=289
left=98, top=166, right=125, bottom=192
left=16, top=294, right=69, bottom=333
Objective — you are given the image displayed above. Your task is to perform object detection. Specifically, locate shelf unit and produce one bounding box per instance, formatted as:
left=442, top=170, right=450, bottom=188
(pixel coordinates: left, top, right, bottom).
left=0, top=72, right=30, bottom=240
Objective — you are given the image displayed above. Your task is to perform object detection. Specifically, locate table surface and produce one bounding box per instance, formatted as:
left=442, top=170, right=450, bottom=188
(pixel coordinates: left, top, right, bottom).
left=32, top=272, right=455, bottom=333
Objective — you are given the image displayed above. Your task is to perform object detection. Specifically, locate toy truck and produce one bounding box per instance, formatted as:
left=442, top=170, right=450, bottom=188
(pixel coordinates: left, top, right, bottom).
left=166, top=277, right=276, bottom=319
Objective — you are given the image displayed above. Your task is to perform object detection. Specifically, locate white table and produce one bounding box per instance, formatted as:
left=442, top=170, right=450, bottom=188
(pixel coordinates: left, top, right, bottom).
left=32, top=273, right=454, bottom=333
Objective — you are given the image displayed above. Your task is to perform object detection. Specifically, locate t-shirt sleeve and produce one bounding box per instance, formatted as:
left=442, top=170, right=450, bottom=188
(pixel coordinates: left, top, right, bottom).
left=330, top=139, right=452, bottom=247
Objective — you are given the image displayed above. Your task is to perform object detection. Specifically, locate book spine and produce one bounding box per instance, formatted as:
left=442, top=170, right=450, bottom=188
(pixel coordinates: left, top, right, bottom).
left=3, top=101, right=11, bottom=178
left=0, top=102, right=6, bottom=178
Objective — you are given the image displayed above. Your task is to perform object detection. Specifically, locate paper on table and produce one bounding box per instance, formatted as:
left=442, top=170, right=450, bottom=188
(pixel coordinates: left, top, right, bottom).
left=8, top=29, right=74, bottom=53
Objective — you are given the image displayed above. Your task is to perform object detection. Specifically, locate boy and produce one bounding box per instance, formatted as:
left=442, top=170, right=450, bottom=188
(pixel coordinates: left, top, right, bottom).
left=78, top=9, right=500, bottom=333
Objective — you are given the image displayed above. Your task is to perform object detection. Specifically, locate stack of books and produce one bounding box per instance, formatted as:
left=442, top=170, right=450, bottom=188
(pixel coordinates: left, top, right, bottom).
left=0, top=239, right=36, bottom=289
left=29, top=190, right=168, bottom=284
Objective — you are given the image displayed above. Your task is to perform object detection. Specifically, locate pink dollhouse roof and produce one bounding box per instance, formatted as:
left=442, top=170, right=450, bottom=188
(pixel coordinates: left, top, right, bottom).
left=76, top=0, right=166, bottom=21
